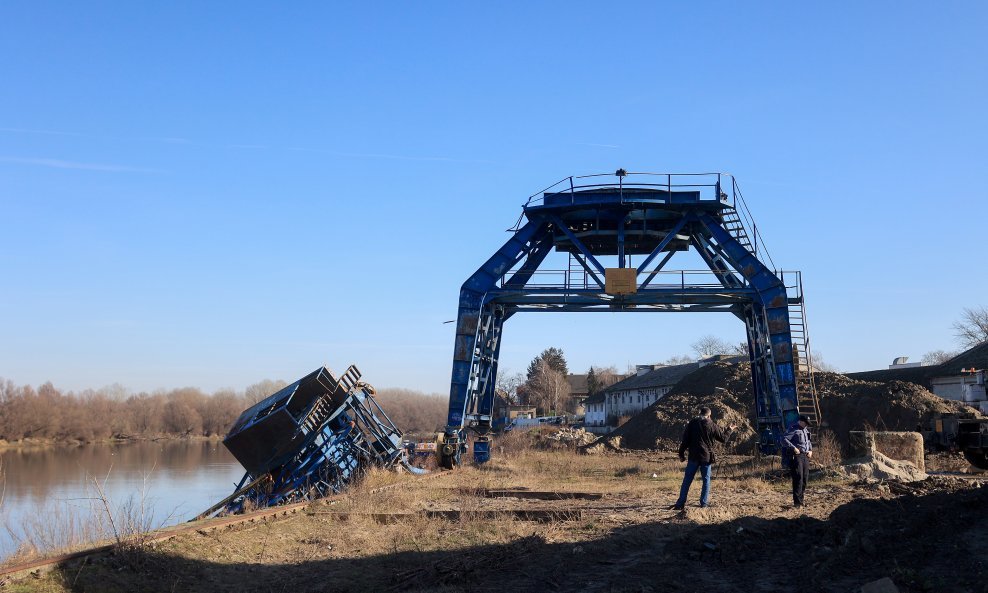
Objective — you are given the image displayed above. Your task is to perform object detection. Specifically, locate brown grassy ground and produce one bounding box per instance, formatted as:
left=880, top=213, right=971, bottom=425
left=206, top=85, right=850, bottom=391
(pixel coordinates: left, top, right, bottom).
left=4, top=447, right=986, bottom=593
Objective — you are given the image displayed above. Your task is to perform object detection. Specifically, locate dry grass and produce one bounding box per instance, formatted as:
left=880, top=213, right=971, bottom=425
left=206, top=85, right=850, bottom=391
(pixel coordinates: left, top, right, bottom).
left=2, top=500, right=107, bottom=566
left=1, top=465, right=173, bottom=569
left=812, top=429, right=844, bottom=468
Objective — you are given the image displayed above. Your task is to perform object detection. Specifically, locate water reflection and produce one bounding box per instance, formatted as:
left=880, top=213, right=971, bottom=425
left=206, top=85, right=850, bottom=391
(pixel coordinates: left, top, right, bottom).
left=0, top=441, right=244, bottom=560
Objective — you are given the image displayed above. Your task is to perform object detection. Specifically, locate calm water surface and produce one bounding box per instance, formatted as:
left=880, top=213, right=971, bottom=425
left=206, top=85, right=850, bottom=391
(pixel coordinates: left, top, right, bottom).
left=0, top=441, right=244, bottom=560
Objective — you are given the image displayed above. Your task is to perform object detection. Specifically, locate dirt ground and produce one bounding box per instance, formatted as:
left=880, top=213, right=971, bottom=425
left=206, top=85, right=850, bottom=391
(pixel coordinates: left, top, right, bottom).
left=5, top=448, right=986, bottom=593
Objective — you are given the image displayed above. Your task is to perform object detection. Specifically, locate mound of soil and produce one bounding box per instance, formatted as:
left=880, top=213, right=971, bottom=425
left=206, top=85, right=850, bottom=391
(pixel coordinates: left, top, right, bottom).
left=583, top=363, right=758, bottom=454
left=584, top=363, right=980, bottom=454
left=814, top=372, right=973, bottom=447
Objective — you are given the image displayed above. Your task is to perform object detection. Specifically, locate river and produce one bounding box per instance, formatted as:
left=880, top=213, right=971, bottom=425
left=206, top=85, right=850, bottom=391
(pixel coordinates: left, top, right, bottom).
left=0, top=440, right=245, bottom=561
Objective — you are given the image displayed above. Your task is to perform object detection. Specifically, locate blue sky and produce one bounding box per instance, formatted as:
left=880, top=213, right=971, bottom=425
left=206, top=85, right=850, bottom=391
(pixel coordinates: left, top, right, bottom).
left=1, top=2, right=986, bottom=396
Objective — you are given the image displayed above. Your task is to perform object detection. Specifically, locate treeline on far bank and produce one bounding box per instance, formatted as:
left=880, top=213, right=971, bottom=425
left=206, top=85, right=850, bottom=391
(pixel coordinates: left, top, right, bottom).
left=0, top=378, right=448, bottom=444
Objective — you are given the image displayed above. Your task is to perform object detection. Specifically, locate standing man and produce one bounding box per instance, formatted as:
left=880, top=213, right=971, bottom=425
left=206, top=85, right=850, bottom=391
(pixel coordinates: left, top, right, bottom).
left=672, top=406, right=736, bottom=510
left=782, top=414, right=813, bottom=508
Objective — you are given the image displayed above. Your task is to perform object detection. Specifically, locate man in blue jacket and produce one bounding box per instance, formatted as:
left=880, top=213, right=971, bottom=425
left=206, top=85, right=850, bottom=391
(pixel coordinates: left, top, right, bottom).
left=671, top=406, right=736, bottom=510
left=781, top=415, right=813, bottom=507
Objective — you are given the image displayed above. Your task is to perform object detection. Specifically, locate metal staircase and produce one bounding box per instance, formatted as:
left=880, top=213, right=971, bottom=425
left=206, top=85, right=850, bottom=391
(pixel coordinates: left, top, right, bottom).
left=723, top=201, right=822, bottom=429
left=785, top=273, right=822, bottom=427
left=339, top=365, right=361, bottom=393
left=721, top=208, right=755, bottom=255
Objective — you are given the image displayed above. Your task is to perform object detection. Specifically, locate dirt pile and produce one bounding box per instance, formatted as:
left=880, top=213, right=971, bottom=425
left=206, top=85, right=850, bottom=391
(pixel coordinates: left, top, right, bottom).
left=541, top=427, right=596, bottom=447
left=813, top=372, right=976, bottom=446
left=584, top=363, right=981, bottom=454
left=583, top=363, right=758, bottom=454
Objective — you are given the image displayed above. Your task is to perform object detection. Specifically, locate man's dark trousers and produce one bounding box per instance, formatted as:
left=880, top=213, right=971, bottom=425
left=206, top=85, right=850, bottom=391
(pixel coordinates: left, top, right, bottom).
left=790, top=454, right=809, bottom=506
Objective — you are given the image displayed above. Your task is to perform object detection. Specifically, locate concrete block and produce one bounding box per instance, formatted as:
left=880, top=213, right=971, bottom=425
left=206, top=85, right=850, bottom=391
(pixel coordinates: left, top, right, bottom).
left=849, top=431, right=925, bottom=472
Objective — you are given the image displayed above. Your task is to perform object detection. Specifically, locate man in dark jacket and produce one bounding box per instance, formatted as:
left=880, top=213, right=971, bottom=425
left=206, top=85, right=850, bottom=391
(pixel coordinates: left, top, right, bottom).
left=672, top=407, right=736, bottom=509
left=781, top=414, right=813, bottom=507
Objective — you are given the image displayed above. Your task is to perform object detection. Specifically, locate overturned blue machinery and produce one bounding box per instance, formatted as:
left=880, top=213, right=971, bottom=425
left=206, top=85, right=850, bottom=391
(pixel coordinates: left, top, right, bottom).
left=200, top=365, right=408, bottom=517
left=442, top=171, right=821, bottom=467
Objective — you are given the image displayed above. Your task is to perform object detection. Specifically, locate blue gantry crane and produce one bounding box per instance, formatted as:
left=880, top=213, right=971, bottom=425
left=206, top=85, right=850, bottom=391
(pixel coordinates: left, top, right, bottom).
left=440, top=171, right=821, bottom=468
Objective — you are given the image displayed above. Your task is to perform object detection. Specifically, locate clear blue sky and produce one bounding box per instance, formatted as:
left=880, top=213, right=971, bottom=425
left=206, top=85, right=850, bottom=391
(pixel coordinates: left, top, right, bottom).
left=1, top=2, right=986, bottom=396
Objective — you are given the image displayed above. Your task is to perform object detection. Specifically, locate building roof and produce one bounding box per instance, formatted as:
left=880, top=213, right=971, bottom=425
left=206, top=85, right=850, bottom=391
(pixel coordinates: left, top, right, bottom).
left=937, top=341, right=988, bottom=376
left=567, top=373, right=589, bottom=395
left=604, top=361, right=701, bottom=393
left=846, top=341, right=988, bottom=384
left=844, top=365, right=934, bottom=385
left=584, top=391, right=605, bottom=405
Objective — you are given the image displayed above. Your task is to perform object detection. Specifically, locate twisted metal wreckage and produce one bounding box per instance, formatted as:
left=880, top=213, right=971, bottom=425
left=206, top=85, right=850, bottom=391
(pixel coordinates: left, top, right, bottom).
left=198, top=365, right=415, bottom=519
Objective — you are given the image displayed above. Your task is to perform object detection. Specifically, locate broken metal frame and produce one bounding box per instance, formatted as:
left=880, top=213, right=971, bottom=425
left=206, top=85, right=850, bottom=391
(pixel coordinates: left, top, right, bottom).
left=214, top=364, right=408, bottom=516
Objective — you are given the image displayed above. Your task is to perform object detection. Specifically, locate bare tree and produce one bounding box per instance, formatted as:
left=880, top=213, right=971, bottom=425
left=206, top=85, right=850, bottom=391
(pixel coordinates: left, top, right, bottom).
left=162, top=389, right=205, bottom=435
left=592, top=366, right=624, bottom=390
left=496, top=371, right=525, bottom=404
left=953, top=306, right=988, bottom=349
left=244, top=379, right=288, bottom=405
left=691, top=335, right=733, bottom=358
left=809, top=350, right=840, bottom=373
left=663, top=354, right=696, bottom=365
left=525, top=359, right=571, bottom=415
left=202, top=389, right=243, bottom=436
left=922, top=349, right=957, bottom=366
left=373, top=388, right=447, bottom=434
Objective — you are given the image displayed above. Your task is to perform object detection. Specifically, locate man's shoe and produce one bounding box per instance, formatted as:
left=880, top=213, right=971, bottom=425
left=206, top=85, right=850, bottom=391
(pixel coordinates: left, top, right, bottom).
left=669, top=504, right=684, bottom=511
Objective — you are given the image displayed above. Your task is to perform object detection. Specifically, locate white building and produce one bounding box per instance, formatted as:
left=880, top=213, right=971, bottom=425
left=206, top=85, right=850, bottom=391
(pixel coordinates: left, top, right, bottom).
left=929, top=343, right=988, bottom=414
left=601, top=362, right=700, bottom=422
left=584, top=356, right=743, bottom=431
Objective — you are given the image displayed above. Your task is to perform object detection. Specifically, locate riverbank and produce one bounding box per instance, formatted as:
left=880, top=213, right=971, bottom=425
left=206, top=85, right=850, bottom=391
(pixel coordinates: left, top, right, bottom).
left=0, top=434, right=224, bottom=452
left=4, top=448, right=986, bottom=592
left=0, top=439, right=243, bottom=565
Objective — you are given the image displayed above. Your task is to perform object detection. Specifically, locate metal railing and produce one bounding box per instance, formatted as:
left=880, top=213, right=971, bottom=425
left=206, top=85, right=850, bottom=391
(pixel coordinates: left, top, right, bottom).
left=513, top=171, right=776, bottom=269
left=498, top=268, right=749, bottom=291
left=777, top=270, right=804, bottom=301
left=522, top=171, right=737, bottom=208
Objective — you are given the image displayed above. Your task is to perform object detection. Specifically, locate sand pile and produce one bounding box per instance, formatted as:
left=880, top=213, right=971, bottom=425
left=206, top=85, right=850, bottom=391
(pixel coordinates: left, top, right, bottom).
left=583, top=363, right=980, bottom=454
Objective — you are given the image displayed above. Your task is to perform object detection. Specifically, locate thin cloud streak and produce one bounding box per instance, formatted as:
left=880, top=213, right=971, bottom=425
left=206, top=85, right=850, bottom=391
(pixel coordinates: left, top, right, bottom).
left=286, top=145, right=495, bottom=164
left=1, top=126, right=495, bottom=164
left=330, top=150, right=495, bottom=164
left=0, top=127, right=89, bottom=137
left=0, top=156, right=160, bottom=173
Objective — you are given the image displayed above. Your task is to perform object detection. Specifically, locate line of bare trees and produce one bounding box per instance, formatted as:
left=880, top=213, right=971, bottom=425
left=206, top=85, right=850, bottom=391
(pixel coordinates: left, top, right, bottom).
left=0, top=378, right=448, bottom=443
